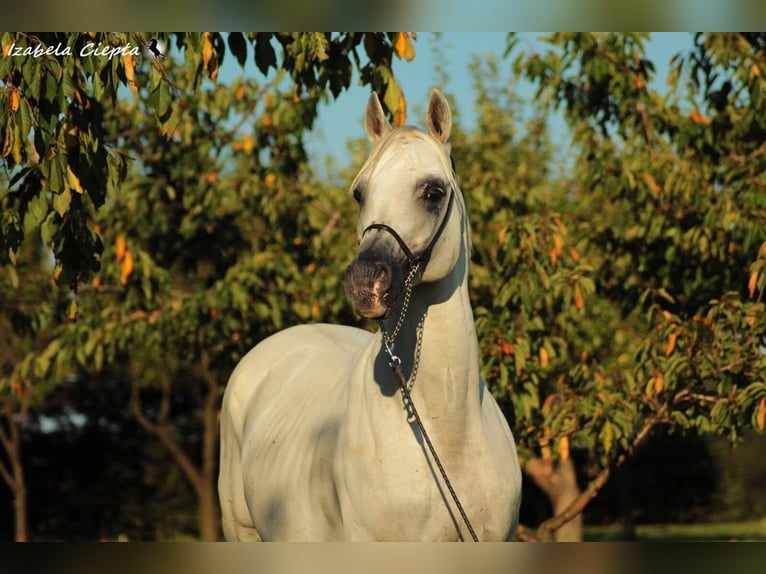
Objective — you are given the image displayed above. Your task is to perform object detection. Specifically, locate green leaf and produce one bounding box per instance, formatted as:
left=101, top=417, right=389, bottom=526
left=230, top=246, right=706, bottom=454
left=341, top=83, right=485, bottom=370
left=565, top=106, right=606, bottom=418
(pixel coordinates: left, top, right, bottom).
left=53, top=188, right=72, bottom=217
left=23, top=192, right=48, bottom=233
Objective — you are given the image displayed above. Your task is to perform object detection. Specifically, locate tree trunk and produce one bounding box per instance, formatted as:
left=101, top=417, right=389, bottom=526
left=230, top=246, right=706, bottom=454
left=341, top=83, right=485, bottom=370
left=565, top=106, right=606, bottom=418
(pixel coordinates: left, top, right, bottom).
left=130, top=362, right=221, bottom=541
left=518, top=415, right=663, bottom=542
left=0, top=409, right=28, bottom=542
left=198, top=362, right=221, bottom=541
left=524, top=456, right=583, bottom=541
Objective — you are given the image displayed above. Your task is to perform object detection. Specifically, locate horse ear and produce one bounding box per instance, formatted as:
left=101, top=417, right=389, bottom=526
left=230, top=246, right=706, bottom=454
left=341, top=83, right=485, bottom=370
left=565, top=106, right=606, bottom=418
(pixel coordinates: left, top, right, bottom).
left=365, top=92, right=392, bottom=144
left=425, top=89, right=452, bottom=144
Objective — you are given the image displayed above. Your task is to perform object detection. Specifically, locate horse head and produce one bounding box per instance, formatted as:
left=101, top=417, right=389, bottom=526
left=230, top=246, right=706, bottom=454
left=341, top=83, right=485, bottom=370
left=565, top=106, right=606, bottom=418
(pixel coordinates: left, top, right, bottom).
left=344, top=89, right=465, bottom=319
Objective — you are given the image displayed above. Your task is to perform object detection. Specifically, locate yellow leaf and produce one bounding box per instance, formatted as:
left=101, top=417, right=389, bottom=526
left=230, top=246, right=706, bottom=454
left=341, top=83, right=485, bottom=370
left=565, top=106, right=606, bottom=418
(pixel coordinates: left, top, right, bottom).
left=66, top=165, right=84, bottom=194
left=115, top=235, right=126, bottom=262
left=120, top=250, right=134, bottom=284
left=202, top=32, right=214, bottom=69
left=123, top=54, right=136, bottom=94
left=242, top=134, right=254, bottom=153
left=9, top=88, right=19, bottom=113
left=264, top=173, right=276, bottom=189
left=540, top=427, right=552, bottom=460
left=552, top=232, right=563, bottom=254
left=393, top=32, right=416, bottom=62
left=653, top=373, right=664, bottom=395
left=558, top=435, right=570, bottom=462
left=539, top=347, right=549, bottom=368
left=749, top=269, right=759, bottom=298
left=601, top=422, right=614, bottom=454
left=757, top=397, right=766, bottom=431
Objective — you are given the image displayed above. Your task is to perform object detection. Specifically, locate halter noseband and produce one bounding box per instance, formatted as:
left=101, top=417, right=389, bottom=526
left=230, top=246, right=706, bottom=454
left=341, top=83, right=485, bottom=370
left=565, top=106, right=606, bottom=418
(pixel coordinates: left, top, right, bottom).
left=361, top=189, right=455, bottom=273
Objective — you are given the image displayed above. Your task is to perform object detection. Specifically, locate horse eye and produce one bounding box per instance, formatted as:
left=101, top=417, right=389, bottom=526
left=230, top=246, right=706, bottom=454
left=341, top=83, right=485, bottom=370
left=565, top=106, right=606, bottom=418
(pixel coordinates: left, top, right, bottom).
left=352, top=187, right=363, bottom=205
left=423, top=186, right=445, bottom=203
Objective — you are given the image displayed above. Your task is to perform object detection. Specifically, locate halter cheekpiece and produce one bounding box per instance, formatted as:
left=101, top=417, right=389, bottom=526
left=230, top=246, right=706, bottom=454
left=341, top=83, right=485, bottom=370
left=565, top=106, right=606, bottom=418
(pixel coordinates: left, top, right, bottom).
left=361, top=186, right=455, bottom=274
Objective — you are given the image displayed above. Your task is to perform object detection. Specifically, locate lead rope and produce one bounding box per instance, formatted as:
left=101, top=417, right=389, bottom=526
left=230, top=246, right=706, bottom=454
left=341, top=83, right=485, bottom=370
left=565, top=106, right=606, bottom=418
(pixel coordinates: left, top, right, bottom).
left=379, top=267, right=479, bottom=543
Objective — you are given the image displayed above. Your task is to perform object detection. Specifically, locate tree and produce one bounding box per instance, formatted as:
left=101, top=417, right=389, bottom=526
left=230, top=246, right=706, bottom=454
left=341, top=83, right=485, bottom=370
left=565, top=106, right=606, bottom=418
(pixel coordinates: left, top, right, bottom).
left=1, top=32, right=416, bottom=541
left=501, top=32, right=766, bottom=540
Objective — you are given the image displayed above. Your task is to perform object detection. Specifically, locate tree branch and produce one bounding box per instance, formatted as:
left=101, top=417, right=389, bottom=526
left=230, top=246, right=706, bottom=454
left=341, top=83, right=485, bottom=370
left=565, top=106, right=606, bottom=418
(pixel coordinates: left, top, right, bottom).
left=534, top=411, right=663, bottom=541
left=130, top=378, right=205, bottom=494
left=0, top=416, right=17, bottom=490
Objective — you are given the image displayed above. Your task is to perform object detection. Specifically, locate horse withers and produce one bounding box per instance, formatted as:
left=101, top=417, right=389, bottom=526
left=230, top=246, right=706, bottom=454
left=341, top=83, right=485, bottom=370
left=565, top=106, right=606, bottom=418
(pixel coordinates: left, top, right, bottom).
left=218, top=89, right=522, bottom=541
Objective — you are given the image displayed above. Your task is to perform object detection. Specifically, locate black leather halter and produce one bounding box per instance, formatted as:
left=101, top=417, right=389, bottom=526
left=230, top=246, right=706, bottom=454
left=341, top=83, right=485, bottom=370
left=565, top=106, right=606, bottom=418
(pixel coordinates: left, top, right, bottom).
left=361, top=188, right=455, bottom=272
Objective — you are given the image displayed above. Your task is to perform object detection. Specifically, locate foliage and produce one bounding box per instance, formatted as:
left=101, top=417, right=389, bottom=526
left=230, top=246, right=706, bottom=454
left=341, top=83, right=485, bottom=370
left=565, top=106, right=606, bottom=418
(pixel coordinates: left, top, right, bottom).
left=502, top=31, right=766, bottom=481
left=0, top=32, right=411, bottom=290
left=0, top=31, right=412, bottom=541
left=2, top=32, right=766, bottom=539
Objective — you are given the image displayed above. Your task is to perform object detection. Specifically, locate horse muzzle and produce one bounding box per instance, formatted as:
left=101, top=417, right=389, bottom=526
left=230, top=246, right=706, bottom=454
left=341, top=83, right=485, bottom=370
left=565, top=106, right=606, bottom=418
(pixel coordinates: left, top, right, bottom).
left=344, top=257, right=397, bottom=319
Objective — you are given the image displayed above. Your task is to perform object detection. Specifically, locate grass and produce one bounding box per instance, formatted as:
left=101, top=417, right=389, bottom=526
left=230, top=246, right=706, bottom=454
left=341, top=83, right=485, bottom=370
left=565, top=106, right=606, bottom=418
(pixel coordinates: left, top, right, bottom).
left=584, top=520, right=766, bottom=541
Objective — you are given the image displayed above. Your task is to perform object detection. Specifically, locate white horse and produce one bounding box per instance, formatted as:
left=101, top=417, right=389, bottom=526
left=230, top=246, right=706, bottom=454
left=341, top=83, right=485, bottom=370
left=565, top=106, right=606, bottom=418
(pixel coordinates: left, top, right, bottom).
left=218, top=89, right=522, bottom=541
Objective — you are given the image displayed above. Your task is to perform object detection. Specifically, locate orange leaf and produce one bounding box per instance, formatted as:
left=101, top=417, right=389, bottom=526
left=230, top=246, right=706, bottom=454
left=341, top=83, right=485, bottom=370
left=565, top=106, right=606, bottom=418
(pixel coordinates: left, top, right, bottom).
left=115, top=235, right=126, bottom=261
left=640, top=172, right=660, bottom=195
left=665, top=331, right=678, bottom=356
left=120, top=250, right=134, bottom=284
left=393, top=32, right=416, bottom=62
left=123, top=54, right=136, bottom=94
left=573, top=283, right=584, bottom=312
left=206, top=171, right=218, bottom=184
left=690, top=110, right=711, bottom=125
left=497, top=226, right=508, bottom=246
left=548, top=247, right=558, bottom=267
left=749, top=269, right=759, bottom=298
left=9, top=88, right=19, bottom=113
left=757, top=397, right=766, bottom=431
left=393, top=92, right=407, bottom=127
left=569, top=247, right=581, bottom=263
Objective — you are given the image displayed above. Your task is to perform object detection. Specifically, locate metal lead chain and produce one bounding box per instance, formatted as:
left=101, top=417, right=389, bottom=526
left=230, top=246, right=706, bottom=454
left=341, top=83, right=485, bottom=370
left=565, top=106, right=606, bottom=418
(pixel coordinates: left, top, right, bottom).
left=380, top=262, right=420, bottom=367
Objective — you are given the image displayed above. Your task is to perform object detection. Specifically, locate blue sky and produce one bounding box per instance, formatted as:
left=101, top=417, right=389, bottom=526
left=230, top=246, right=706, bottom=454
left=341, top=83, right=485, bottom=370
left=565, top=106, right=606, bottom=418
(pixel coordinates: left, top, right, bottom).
left=305, top=33, right=695, bottom=173
left=220, top=33, right=697, bottom=177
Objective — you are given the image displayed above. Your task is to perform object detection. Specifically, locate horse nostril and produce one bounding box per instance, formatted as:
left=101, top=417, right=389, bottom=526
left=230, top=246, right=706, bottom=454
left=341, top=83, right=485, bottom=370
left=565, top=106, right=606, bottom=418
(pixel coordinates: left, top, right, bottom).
left=374, top=263, right=389, bottom=282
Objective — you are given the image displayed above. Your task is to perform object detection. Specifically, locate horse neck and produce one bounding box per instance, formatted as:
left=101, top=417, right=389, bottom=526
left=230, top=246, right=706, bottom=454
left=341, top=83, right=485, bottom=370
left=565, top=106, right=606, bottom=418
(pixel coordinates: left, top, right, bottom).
left=380, top=249, right=481, bottom=422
